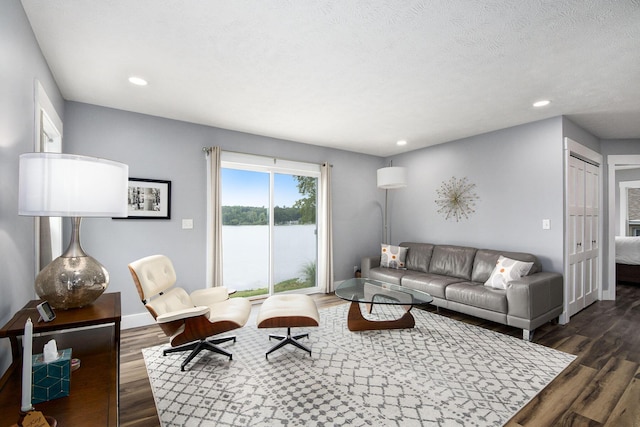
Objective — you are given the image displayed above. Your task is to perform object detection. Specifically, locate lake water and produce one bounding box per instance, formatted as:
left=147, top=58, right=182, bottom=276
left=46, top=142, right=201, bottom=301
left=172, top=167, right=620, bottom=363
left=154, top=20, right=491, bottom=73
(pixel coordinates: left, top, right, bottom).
left=222, top=224, right=317, bottom=290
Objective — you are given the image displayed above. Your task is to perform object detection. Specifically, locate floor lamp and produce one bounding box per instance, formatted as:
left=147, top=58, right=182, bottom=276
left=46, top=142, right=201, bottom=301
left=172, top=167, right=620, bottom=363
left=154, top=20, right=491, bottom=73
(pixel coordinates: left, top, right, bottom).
left=18, top=153, right=129, bottom=309
left=377, top=165, right=407, bottom=244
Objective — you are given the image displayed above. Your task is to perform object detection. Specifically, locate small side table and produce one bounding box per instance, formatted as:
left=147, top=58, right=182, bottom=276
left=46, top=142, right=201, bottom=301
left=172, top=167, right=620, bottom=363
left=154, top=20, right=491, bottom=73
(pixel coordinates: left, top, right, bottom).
left=0, top=292, right=121, bottom=426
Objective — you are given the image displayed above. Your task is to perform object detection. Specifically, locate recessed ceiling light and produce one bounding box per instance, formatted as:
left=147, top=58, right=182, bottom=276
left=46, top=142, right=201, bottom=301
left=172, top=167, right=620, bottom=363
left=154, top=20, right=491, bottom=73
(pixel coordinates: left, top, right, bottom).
left=396, top=140, right=407, bottom=146
left=128, top=76, right=148, bottom=86
left=533, top=100, right=551, bottom=107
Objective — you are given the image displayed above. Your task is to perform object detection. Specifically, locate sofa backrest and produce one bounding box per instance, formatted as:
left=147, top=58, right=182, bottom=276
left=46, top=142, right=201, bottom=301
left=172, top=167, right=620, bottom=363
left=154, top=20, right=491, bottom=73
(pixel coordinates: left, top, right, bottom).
left=400, top=242, right=434, bottom=273
left=428, top=245, right=477, bottom=280
left=471, top=249, right=542, bottom=283
left=396, top=242, right=543, bottom=283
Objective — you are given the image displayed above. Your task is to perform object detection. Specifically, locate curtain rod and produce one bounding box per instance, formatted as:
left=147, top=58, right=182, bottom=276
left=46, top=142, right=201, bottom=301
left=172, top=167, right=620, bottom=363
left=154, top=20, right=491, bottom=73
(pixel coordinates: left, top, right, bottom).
left=202, top=147, right=332, bottom=167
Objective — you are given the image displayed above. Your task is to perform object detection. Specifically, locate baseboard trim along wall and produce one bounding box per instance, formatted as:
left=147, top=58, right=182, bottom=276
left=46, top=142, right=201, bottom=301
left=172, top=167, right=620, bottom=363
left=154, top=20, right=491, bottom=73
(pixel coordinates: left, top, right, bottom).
left=122, top=312, right=155, bottom=330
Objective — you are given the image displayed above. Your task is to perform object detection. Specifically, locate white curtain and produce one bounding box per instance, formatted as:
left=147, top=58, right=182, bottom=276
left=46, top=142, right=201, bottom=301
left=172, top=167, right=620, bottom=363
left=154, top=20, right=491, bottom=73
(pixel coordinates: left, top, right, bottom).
left=205, top=146, right=223, bottom=287
left=318, top=162, right=334, bottom=293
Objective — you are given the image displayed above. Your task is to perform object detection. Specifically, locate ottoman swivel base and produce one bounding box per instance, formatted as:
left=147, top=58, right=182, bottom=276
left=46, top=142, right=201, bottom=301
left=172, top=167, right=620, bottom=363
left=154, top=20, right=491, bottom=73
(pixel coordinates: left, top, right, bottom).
left=266, top=327, right=312, bottom=358
left=257, top=294, right=320, bottom=359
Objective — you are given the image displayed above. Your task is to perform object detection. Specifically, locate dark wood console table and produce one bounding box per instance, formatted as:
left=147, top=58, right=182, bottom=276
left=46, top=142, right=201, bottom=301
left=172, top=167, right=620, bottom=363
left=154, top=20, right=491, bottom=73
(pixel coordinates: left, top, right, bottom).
left=0, top=292, right=121, bottom=426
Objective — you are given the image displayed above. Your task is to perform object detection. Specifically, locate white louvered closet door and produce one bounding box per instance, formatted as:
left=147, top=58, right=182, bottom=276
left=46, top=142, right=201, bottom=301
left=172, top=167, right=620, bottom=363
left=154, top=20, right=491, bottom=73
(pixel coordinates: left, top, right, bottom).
left=568, top=155, right=600, bottom=317
left=583, top=162, right=599, bottom=308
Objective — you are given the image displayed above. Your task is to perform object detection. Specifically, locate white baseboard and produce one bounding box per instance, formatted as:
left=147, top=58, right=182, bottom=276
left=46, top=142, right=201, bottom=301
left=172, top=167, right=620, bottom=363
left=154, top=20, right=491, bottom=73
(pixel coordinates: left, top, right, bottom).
left=602, top=287, right=615, bottom=301
left=122, top=312, right=155, bottom=330
left=559, top=312, right=569, bottom=325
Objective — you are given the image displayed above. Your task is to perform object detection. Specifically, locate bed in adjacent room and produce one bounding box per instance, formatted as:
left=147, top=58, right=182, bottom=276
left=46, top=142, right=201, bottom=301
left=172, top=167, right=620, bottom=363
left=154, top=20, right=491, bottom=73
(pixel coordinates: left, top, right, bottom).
left=615, top=236, right=640, bottom=284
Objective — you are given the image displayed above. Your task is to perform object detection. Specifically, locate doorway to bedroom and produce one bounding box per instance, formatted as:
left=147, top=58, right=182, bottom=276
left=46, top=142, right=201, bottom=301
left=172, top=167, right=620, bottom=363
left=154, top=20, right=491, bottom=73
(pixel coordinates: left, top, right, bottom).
left=618, top=180, right=640, bottom=236
left=609, top=155, right=640, bottom=299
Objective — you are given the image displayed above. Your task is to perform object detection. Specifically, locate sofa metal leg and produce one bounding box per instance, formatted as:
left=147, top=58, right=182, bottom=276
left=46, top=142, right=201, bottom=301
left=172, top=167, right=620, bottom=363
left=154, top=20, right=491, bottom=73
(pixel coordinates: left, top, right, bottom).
left=523, top=329, right=534, bottom=341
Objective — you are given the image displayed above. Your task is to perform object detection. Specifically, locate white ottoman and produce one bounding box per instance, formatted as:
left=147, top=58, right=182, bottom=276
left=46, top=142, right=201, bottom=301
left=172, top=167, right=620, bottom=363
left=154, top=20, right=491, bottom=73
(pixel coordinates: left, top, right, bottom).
left=256, top=294, right=320, bottom=358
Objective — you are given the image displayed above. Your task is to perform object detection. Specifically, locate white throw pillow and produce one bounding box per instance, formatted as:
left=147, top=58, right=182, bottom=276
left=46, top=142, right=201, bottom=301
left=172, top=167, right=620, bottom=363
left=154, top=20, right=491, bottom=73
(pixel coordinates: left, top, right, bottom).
left=484, top=255, right=534, bottom=289
left=380, top=244, right=408, bottom=269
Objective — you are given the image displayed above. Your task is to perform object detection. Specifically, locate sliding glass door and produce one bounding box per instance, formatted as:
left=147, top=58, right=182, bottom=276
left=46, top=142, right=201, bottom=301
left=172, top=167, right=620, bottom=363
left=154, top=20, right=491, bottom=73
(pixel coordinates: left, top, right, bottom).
left=221, top=154, right=320, bottom=299
left=273, top=173, right=317, bottom=294
left=221, top=168, right=270, bottom=297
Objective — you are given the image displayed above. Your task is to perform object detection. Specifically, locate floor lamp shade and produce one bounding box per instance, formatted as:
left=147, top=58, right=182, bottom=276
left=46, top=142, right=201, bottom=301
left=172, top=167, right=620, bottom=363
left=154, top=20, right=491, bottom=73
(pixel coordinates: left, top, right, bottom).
left=18, top=153, right=129, bottom=309
left=377, top=166, right=408, bottom=189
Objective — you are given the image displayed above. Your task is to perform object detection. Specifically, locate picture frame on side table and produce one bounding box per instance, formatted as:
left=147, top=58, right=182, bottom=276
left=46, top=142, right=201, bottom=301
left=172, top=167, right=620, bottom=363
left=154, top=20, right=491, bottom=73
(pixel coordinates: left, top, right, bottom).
left=121, top=178, right=171, bottom=219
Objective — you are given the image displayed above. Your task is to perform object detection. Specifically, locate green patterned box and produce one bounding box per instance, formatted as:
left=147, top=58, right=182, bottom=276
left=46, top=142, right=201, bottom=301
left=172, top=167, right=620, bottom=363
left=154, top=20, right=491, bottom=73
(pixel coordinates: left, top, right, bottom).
left=31, top=348, right=71, bottom=404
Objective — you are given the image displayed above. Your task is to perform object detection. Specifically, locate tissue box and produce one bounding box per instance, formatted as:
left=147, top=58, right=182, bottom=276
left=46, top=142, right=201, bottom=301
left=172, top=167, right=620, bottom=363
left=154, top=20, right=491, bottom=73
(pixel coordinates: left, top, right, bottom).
left=31, top=348, right=72, bottom=404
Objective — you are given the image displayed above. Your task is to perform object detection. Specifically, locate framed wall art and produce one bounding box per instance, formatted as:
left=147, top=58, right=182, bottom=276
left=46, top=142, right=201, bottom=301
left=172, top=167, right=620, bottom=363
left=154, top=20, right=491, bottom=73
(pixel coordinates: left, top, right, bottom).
left=123, top=178, right=171, bottom=219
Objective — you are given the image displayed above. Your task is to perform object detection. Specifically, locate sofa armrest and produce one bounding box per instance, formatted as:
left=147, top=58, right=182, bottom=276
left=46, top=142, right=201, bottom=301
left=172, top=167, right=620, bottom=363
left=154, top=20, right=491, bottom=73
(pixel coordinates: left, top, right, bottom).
left=506, top=272, right=563, bottom=320
left=361, top=256, right=380, bottom=278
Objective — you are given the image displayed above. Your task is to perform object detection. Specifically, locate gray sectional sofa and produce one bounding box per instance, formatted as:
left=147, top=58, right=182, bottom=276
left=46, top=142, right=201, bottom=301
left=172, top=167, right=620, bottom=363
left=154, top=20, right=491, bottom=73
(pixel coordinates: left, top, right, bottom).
left=361, top=242, right=563, bottom=340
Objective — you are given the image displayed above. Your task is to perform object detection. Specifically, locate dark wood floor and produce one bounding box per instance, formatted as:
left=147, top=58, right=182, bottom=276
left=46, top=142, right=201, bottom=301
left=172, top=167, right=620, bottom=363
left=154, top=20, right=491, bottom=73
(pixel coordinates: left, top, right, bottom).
left=120, top=285, right=640, bottom=426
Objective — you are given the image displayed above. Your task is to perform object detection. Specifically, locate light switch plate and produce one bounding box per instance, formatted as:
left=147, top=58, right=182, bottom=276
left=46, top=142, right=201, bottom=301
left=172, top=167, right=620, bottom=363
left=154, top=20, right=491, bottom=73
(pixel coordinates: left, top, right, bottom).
left=542, top=219, right=550, bottom=230
left=182, top=219, right=193, bottom=229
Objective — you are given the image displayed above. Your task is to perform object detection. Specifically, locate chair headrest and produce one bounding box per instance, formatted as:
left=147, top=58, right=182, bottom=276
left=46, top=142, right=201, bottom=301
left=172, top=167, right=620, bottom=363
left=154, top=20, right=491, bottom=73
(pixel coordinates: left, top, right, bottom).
left=128, top=254, right=177, bottom=301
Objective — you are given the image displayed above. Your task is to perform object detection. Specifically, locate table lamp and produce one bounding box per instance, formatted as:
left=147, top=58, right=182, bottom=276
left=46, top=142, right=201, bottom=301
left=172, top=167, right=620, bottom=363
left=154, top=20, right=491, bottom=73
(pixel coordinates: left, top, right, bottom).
left=18, top=153, right=128, bottom=309
left=377, top=165, right=407, bottom=244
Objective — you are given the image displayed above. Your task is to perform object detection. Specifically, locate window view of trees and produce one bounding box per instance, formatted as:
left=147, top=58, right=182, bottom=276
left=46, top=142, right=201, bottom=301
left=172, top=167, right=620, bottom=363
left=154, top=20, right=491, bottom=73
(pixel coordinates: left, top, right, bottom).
left=222, top=205, right=307, bottom=225
left=222, top=175, right=317, bottom=226
left=293, top=176, right=316, bottom=224
left=222, top=206, right=267, bottom=225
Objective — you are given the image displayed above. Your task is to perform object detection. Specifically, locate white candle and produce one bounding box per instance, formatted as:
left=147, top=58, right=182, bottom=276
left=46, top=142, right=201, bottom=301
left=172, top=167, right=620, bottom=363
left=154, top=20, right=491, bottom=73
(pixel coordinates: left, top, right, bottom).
left=21, top=317, right=33, bottom=412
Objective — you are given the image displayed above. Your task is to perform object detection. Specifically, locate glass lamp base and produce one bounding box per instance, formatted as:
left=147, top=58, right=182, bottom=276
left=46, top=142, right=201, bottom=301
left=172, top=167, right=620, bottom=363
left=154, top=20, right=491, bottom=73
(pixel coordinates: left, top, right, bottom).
left=35, top=255, right=109, bottom=309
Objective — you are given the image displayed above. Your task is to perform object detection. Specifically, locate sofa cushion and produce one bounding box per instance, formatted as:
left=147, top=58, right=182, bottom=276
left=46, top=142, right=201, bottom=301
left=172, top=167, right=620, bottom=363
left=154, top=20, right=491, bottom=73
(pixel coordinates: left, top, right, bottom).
left=484, top=256, right=534, bottom=289
left=368, top=267, right=407, bottom=285
left=429, top=245, right=477, bottom=280
left=445, top=282, right=508, bottom=313
left=400, top=242, right=434, bottom=273
left=472, top=249, right=541, bottom=283
left=401, top=273, right=464, bottom=299
left=380, top=244, right=408, bottom=269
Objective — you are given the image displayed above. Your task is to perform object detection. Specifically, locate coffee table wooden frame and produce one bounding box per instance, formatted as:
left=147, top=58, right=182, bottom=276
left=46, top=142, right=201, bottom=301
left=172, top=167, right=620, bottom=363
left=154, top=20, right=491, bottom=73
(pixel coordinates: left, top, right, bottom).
left=347, top=300, right=416, bottom=331
left=335, top=278, right=432, bottom=331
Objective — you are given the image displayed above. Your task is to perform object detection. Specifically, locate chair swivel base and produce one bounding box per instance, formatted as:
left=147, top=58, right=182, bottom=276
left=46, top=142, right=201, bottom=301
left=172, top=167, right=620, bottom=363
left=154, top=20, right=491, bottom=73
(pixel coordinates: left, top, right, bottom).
left=163, top=336, right=236, bottom=371
left=265, top=327, right=311, bottom=359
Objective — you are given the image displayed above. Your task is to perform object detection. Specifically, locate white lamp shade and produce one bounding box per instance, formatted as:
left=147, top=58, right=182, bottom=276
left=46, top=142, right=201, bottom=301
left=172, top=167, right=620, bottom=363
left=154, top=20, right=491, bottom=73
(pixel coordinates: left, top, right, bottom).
left=377, top=166, right=407, bottom=189
left=19, top=153, right=129, bottom=217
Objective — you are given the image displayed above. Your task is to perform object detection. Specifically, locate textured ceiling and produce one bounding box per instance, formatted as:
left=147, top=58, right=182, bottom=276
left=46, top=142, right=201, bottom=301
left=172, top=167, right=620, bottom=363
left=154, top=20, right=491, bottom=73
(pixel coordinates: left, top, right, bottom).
left=20, top=0, right=640, bottom=157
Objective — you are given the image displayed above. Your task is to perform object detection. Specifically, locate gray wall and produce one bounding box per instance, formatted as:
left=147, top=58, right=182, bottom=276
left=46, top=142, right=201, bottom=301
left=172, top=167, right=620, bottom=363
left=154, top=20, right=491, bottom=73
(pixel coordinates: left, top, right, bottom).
left=601, top=139, right=640, bottom=157
left=63, top=102, right=385, bottom=318
left=563, top=116, right=601, bottom=152
left=0, top=1, right=65, bottom=375
left=387, top=117, right=566, bottom=273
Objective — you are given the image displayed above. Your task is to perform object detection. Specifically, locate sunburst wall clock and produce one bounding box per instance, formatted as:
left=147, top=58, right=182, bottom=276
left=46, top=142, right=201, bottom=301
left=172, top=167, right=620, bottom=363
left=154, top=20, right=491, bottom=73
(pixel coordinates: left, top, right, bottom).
left=435, top=176, right=479, bottom=222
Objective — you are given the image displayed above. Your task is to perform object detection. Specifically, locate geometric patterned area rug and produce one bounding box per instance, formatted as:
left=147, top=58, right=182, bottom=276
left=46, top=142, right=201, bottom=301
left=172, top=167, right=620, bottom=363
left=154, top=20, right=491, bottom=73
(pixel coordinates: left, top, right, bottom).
left=142, top=303, right=576, bottom=427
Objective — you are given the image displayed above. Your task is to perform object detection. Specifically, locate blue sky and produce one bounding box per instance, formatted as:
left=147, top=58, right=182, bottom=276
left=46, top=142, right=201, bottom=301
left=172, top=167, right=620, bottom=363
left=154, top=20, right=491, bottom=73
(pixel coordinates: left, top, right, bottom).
left=221, top=169, right=304, bottom=207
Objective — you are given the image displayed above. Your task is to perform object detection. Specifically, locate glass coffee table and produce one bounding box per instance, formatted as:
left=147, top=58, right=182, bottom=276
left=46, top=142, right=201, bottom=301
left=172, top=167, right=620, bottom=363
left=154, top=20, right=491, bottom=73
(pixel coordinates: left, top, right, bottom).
left=335, top=278, right=433, bottom=331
